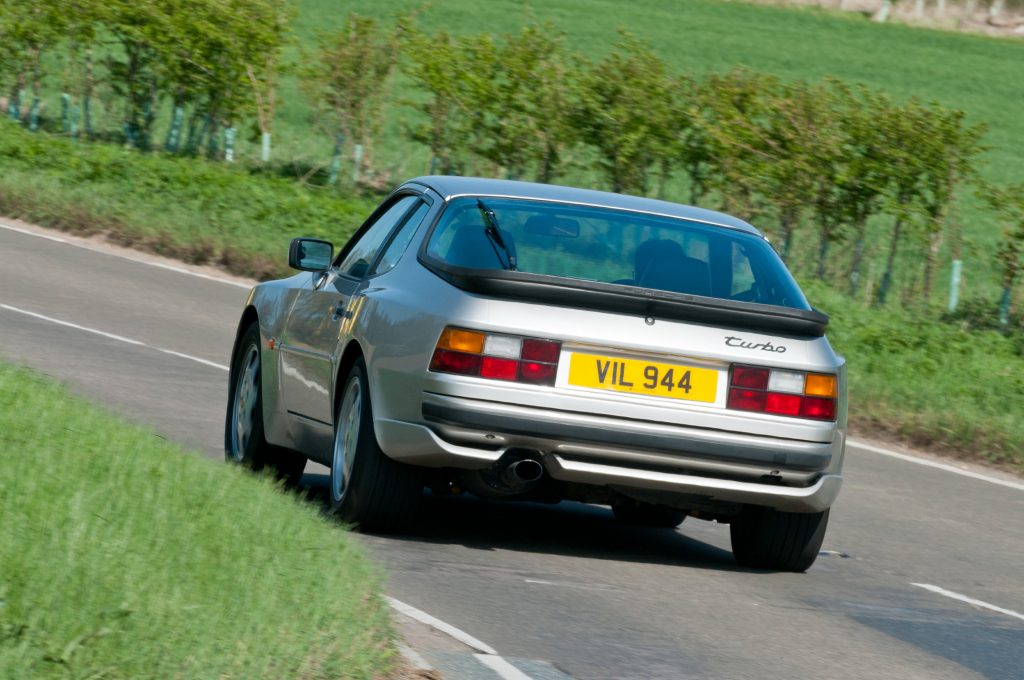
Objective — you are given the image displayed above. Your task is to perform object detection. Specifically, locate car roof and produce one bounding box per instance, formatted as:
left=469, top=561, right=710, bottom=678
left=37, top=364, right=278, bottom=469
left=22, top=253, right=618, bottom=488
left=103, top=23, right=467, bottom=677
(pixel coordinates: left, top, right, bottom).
left=403, top=175, right=761, bottom=236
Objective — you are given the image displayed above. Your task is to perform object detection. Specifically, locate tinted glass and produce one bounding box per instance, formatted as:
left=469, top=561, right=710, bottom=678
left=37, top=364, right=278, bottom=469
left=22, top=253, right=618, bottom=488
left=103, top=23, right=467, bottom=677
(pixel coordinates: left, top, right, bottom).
left=374, top=201, right=430, bottom=275
left=425, top=197, right=810, bottom=310
left=339, top=196, right=419, bottom=278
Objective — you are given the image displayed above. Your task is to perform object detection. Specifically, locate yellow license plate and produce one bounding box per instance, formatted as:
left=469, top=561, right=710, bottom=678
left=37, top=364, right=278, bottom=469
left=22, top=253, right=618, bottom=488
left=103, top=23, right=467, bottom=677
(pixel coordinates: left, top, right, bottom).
left=568, top=353, right=718, bottom=403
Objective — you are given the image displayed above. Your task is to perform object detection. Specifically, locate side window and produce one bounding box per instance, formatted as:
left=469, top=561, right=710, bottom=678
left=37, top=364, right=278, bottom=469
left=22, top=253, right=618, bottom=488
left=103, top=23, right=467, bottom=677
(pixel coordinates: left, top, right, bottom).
left=373, top=201, right=431, bottom=276
left=338, top=196, right=419, bottom=278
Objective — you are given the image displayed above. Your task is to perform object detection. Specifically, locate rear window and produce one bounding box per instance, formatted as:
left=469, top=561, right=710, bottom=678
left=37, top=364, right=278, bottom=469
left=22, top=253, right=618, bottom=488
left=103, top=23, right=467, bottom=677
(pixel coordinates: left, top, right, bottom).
left=424, top=197, right=810, bottom=310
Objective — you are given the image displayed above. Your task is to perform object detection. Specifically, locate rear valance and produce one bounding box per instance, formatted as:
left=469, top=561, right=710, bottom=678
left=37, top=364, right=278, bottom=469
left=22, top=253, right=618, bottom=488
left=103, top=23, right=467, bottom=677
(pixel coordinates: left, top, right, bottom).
left=423, top=262, right=829, bottom=338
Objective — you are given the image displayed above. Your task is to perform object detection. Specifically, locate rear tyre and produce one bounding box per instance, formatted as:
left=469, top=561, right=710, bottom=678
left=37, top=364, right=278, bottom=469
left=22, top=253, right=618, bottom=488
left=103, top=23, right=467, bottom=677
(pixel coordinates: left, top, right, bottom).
left=730, top=506, right=830, bottom=572
left=611, top=500, right=686, bottom=528
left=329, top=357, right=421, bottom=531
left=226, top=322, right=307, bottom=487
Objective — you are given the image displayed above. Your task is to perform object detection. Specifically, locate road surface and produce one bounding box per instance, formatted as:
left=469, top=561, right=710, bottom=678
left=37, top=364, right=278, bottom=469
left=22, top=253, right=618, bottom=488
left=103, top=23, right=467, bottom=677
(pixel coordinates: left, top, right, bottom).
left=2, top=221, right=1021, bottom=680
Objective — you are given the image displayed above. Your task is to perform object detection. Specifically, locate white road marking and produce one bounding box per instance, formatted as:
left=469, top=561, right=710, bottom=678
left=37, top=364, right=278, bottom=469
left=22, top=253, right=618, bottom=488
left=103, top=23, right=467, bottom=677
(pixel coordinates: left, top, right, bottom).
left=0, top=222, right=68, bottom=243
left=0, top=303, right=229, bottom=372
left=911, top=583, right=1024, bottom=623
left=395, top=642, right=434, bottom=672
left=386, top=598, right=541, bottom=678
left=849, top=438, right=1024, bottom=493
left=386, top=596, right=498, bottom=655
left=0, top=221, right=252, bottom=289
left=475, top=653, right=535, bottom=680
left=525, top=578, right=616, bottom=591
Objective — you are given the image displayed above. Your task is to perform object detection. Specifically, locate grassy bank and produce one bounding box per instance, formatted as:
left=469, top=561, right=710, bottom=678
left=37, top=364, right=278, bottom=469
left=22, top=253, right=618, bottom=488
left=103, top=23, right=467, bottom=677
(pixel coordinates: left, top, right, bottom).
left=0, top=119, right=377, bottom=280
left=0, top=362, right=395, bottom=679
left=805, top=281, right=1024, bottom=470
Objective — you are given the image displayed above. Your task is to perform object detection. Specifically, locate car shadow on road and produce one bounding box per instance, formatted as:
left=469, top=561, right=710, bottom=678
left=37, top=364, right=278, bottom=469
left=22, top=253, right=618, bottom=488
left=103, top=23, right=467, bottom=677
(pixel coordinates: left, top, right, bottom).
left=299, top=472, right=741, bottom=571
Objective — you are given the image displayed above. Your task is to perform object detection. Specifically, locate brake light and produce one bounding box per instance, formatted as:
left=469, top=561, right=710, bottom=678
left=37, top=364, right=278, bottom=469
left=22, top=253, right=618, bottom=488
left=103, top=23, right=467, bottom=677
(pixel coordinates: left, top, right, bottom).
left=728, top=364, right=837, bottom=421
left=430, top=327, right=561, bottom=386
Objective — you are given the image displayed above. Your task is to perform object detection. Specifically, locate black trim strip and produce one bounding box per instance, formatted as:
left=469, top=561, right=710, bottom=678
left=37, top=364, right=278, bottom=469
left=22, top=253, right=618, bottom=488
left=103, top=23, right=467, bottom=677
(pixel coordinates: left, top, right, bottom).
left=422, top=402, right=832, bottom=472
left=286, top=410, right=333, bottom=427
left=419, top=261, right=829, bottom=338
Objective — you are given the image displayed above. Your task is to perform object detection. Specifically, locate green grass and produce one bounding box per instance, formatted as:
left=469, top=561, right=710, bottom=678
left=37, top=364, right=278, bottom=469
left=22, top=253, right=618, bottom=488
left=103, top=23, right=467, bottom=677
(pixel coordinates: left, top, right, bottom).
left=0, top=119, right=378, bottom=279
left=804, top=281, right=1024, bottom=469
left=0, top=362, right=396, bottom=679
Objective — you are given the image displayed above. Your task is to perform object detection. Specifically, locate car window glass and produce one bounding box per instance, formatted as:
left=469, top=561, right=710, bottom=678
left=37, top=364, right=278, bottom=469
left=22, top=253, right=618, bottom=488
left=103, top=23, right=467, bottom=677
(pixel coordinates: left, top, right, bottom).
left=425, top=197, right=809, bottom=310
left=339, top=196, right=419, bottom=279
left=374, top=201, right=430, bottom=276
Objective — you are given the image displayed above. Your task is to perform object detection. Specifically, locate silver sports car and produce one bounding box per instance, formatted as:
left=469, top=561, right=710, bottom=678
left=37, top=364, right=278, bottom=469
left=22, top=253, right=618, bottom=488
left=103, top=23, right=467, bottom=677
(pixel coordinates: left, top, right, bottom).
left=225, top=176, right=846, bottom=572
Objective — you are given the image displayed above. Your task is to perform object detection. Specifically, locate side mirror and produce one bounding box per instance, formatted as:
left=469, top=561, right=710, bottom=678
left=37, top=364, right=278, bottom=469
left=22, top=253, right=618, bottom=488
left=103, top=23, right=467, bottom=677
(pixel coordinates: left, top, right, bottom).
left=288, top=238, right=333, bottom=272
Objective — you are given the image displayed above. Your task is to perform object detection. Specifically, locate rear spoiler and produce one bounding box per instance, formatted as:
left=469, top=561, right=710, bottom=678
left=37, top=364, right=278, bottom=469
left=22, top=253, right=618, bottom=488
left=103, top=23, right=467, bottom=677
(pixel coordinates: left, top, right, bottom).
left=423, top=262, right=829, bottom=338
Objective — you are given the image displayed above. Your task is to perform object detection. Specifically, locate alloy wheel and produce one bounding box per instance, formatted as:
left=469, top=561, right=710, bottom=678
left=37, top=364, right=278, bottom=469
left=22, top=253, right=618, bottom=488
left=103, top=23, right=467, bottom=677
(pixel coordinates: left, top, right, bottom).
left=331, top=377, right=362, bottom=504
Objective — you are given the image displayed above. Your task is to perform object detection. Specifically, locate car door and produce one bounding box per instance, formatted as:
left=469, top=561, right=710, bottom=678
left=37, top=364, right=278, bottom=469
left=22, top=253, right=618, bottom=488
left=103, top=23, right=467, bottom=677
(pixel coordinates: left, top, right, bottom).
left=278, top=194, right=425, bottom=450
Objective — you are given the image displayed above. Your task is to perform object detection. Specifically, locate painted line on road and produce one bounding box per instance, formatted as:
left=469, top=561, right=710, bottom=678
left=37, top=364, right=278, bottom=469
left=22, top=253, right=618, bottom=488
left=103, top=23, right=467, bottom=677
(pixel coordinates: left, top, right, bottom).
left=474, top=653, right=535, bottom=680
left=387, top=596, right=540, bottom=679
left=911, top=583, right=1024, bottom=623
left=0, top=303, right=229, bottom=372
left=0, top=222, right=69, bottom=243
left=386, top=596, right=498, bottom=655
left=849, top=438, right=1024, bottom=493
left=0, top=221, right=252, bottom=289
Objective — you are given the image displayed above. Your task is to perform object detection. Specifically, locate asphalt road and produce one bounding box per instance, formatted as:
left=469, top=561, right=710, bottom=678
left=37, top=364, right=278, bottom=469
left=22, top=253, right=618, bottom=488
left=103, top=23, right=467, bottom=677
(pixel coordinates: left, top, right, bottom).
left=2, top=222, right=1022, bottom=680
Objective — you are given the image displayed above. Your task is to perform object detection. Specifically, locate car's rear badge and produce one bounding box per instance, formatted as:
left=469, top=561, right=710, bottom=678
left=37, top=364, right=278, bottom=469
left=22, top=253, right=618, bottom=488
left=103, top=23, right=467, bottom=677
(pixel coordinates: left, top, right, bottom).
left=725, top=336, right=787, bottom=353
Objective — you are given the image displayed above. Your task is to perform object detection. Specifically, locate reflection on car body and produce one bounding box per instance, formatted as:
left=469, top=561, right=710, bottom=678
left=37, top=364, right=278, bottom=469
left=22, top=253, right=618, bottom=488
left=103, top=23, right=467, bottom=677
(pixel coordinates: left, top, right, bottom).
left=225, top=176, right=847, bottom=572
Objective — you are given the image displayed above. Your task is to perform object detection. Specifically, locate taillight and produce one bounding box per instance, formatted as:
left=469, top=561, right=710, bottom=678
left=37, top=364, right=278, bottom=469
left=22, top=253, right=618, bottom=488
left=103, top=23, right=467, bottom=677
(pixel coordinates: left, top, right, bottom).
left=429, top=327, right=561, bottom=386
left=728, top=364, right=837, bottom=421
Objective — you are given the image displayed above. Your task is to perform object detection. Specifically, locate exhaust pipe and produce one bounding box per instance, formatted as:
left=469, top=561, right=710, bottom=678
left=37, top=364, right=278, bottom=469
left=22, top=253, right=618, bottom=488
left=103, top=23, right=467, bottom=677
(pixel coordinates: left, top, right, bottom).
left=501, top=458, right=544, bottom=487
left=458, top=449, right=547, bottom=498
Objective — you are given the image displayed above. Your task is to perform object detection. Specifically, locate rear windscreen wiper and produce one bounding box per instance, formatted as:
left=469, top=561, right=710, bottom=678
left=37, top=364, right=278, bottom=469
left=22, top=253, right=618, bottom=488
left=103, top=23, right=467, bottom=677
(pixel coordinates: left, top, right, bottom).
left=477, top=199, right=516, bottom=271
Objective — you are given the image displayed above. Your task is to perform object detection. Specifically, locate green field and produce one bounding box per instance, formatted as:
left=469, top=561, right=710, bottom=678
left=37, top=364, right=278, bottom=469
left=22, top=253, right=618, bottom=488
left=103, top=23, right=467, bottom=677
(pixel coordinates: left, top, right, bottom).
left=0, top=362, right=396, bottom=679
left=183, top=0, right=1010, bottom=306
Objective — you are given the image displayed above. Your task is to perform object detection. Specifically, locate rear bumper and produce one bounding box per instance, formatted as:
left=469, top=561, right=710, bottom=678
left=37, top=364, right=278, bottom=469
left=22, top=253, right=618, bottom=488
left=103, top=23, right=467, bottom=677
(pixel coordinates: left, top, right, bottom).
left=375, top=392, right=844, bottom=513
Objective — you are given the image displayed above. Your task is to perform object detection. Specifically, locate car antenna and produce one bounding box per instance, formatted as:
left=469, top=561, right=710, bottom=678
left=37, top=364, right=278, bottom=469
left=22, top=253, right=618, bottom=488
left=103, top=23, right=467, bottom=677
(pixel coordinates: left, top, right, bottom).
left=477, top=199, right=516, bottom=271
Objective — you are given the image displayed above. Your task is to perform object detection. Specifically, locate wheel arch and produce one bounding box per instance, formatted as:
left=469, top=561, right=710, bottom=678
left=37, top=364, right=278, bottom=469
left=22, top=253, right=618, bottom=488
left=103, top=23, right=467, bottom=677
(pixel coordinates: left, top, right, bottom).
left=334, top=340, right=366, bottom=418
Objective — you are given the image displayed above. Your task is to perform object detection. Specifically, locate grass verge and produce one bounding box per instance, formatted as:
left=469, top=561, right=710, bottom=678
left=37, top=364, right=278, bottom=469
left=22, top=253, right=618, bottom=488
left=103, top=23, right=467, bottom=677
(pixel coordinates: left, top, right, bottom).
left=0, top=361, right=396, bottom=679
left=804, top=281, right=1024, bottom=471
left=0, top=119, right=378, bottom=281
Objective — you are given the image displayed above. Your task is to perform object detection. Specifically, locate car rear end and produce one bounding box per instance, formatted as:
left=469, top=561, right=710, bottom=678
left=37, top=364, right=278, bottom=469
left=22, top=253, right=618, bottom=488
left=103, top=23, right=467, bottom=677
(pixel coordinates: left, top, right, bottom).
left=417, top=303, right=845, bottom=515
left=368, top=181, right=845, bottom=569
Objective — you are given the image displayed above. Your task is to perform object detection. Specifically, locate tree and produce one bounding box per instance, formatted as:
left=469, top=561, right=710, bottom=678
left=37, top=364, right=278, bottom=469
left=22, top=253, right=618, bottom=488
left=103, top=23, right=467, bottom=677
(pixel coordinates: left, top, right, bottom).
left=674, top=76, right=717, bottom=206
left=0, top=0, right=67, bottom=129
left=914, top=106, right=985, bottom=303
left=100, top=0, right=170, bottom=149
left=985, top=184, right=1024, bottom=329
left=835, top=84, right=896, bottom=296
left=875, top=99, right=933, bottom=306
left=306, top=13, right=399, bottom=184
left=468, top=23, right=576, bottom=182
left=572, top=33, right=677, bottom=195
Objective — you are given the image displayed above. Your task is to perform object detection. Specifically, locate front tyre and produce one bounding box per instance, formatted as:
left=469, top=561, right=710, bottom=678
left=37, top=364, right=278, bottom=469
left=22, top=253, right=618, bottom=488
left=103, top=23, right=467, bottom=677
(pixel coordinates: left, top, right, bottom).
left=730, top=506, right=830, bottom=572
left=329, top=357, right=421, bottom=531
left=226, top=322, right=306, bottom=486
